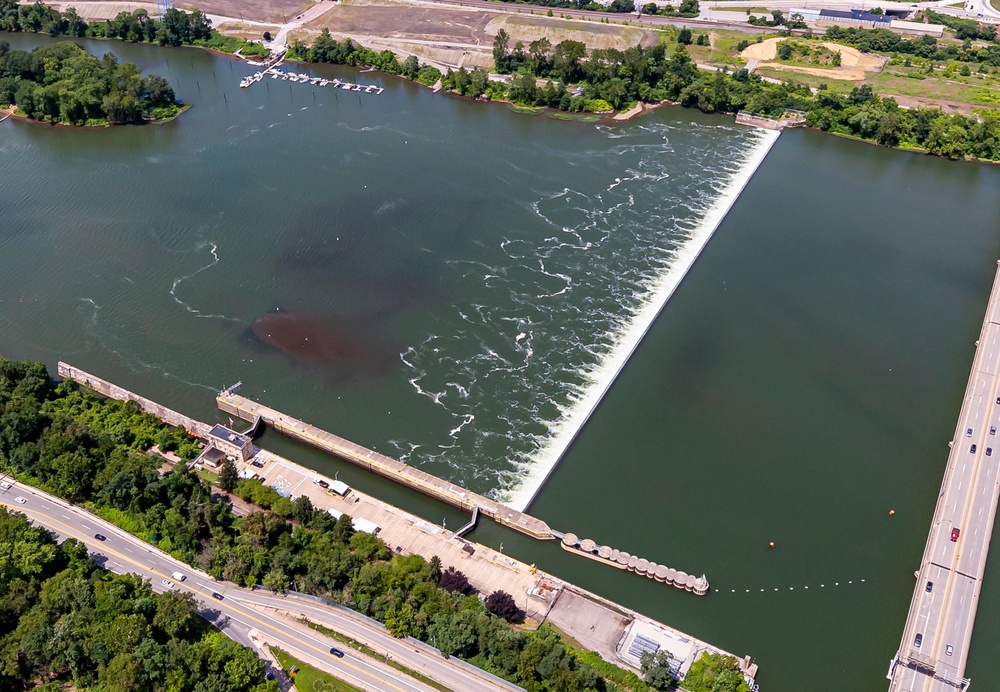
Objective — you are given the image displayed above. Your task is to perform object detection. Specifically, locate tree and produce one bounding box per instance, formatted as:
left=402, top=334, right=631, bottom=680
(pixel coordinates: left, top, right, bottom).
left=263, top=30, right=272, bottom=41
left=485, top=590, right=520, bottom=623
left=219, top=458, right=238, bottom=492
left=677, top=28, right=693, bottom=45
left=428, top=555, right=442, bottom=584
left=438, top=566, right=473, bottom=595
left=777, top=41, right=793, bottom=60
left=293, top=494, right=315, bottom=524
left=492, top=28, right=510, bottom=71
left=640, top=650, right=676, bottom=690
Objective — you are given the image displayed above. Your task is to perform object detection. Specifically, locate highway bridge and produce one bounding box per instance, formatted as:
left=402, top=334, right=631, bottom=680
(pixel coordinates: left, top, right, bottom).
left=888, top=261, right=1000, bottom=692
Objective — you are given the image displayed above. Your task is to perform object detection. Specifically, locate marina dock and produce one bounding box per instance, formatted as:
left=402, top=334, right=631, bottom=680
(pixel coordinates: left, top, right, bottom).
left=240, top=67, right=383, bottom=94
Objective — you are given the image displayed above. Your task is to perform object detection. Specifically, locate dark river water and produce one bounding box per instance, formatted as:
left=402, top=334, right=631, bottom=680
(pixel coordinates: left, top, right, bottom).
left=3, top=32, right=1000, bottom=692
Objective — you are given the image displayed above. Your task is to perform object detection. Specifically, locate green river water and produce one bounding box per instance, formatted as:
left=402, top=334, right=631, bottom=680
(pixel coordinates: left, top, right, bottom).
left=3, top=33, right=1000, bottom=692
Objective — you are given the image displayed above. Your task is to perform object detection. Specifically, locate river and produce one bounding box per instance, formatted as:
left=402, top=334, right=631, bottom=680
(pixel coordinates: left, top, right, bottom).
left=3, top=32, right=1000, bottom=692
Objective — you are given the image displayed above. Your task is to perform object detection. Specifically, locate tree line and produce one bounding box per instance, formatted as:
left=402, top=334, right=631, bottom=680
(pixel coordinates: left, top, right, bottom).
left=483, top=35, right=1000, bottom=161
left=0, top=40, right=180, bottom=124
left=289, top=30, right=442, bottom=86
left=0, top=1, right=267, bottom=57
left=824, top=23, right=1000, bottom=66
left=0, top=505, right=276, bottom=692
left=0, top=357, right=753, bottom=691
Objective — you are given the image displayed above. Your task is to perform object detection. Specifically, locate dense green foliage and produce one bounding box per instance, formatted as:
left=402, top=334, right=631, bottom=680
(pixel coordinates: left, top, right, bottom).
left=0, top=40, right=179, bottom=123
left=824, top=23, right=1000, bottom=65
left=480, top=37, right=1000, bottom=161
left=682, top=652, right=751, bottom=692
left=0, top=506, right=276, bottom=692
left=0, top=1, right=267, bottom=57
left=0, top=358, right=644, bottom=691
left=289, top=30, right=442, bottom=86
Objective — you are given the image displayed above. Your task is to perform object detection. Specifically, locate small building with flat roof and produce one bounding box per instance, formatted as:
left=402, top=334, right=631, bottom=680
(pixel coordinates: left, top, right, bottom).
left=208, top=424, right=254, bottom=462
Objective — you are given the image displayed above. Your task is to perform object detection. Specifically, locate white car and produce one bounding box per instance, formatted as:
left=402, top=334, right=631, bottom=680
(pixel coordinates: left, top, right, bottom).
left=161, top=579, right=175, bottom=589
left=13, top=496, right=26, bottom=504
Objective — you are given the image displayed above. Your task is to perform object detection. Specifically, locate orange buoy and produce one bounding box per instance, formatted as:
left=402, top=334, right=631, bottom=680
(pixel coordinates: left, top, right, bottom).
left=889, top=509, right=895, bottom=516
left=768, top=541, right=775, bottom=549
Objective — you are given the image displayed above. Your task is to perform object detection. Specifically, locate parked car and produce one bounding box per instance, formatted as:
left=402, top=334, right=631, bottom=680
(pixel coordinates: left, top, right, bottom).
left=988, top=448, right=993, bottom=457
left=915, top=633, right=923, bottom=647
left=946, top=644, right=954, bottom=656
left=926, top=581, right=933, bottom=593
left=971, top=444, right=977, bottom=453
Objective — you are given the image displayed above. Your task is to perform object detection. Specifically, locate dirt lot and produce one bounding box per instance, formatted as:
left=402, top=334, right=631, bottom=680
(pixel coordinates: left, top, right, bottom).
left=298, top=0, right=658, bottom=72
left=38, top=0, right=313, bottom=23
left=741, top=36, right=884, bottom=81
left=179, top=0, right=314, bottom=24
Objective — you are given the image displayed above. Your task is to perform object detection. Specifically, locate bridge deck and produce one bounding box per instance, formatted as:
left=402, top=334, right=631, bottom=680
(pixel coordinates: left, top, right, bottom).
left=889, top=261, right=1000, bottom=692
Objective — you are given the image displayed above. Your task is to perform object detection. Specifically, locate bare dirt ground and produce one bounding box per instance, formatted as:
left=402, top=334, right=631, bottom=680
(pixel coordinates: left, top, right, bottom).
left=741, top=36, right=884, bottom=81
left=297, top=0, right=657, bottom=72
left=178, top=0, right=314, bottom=24
left=889, top=93, right=979, bottom=115
left=36, top=0, right=311, bottom=24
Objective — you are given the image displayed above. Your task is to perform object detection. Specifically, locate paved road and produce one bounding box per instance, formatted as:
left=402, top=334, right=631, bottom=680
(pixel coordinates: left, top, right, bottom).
left=0, top=479, right=521, bottom=692
left=888, top=261, right=1000, bottom=692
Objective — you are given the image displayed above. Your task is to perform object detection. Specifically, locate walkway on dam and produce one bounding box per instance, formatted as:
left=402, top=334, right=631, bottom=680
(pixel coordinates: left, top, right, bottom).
left=217, top=392, right=554, bottom=540
left=888, top=261, right=1000, bottom=692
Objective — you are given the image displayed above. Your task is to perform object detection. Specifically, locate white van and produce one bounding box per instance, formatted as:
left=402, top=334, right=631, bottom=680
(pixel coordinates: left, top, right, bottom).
left=171, top=571, right=186, bottom=582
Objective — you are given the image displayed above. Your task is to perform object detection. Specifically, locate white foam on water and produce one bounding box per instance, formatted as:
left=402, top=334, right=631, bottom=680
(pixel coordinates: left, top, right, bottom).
left=504, top=128, right=781, bottom=512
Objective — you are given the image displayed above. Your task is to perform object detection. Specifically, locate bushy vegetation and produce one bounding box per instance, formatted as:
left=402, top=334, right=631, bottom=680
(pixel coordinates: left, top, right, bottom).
left=0, top=506, right=276, bottom=692
left=0, top=1, right=266, bottom=57
left=682, top=652, right=751, bottom=692
left=489, top=0, right=697, bottom=15
left=289, top=30, right=442, bottom=86
left=0, top=40, right=179, bottom=123
left=0, top=358, right=644, bottom=691
left=825, top=23, right=1000, bottom=66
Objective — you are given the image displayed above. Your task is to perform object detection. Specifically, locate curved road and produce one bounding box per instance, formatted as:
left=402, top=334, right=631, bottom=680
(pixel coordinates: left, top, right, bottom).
left=0, top=478, right=521, bottom=692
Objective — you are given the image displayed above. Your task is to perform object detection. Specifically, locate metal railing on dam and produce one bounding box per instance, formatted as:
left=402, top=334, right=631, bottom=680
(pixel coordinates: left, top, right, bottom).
left=216, top=391, right=555, bottom=540
left=887, top=261, right=1000, bottom=692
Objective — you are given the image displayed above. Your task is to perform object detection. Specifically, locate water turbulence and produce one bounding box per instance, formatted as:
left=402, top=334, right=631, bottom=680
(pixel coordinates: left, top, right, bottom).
left=394, top=121, right=780, bottom=505
left=508, top=128, right=781, bottom=511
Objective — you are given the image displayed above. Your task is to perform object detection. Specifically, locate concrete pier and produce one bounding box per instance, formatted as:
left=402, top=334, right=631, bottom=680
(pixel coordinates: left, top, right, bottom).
left=217, top=392, right=554, bottom=540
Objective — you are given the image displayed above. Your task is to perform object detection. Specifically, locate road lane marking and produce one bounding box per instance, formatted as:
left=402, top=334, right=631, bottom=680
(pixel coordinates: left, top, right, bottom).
left=4, top=503, right=417, bottom=692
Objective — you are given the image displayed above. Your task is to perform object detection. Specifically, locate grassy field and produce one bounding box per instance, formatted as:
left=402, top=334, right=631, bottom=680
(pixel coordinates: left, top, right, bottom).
left=270, top=647, right=363, bottom=692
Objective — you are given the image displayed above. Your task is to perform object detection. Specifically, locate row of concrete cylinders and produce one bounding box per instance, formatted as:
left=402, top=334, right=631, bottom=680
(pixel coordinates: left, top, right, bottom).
left=561, top=533, right=709, bottom=596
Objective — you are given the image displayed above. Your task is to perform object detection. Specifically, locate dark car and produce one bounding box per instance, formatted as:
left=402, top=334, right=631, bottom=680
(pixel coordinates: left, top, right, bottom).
left=989, top=448, right=993, bottom=457
left=915, top=633, right=923, bottom=647
left=952, top=528, right=961, bottom=542
left=926, top=581, right=933, bottom=593
left=329, top=648, right=345, bottom=658
left=971, top=444, right=977, bottom=453
left=94, top=533, right=107, bottom=541
left=212, top=592, right=224, bottom=601
left=992, top=426, right=997, bottom=436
